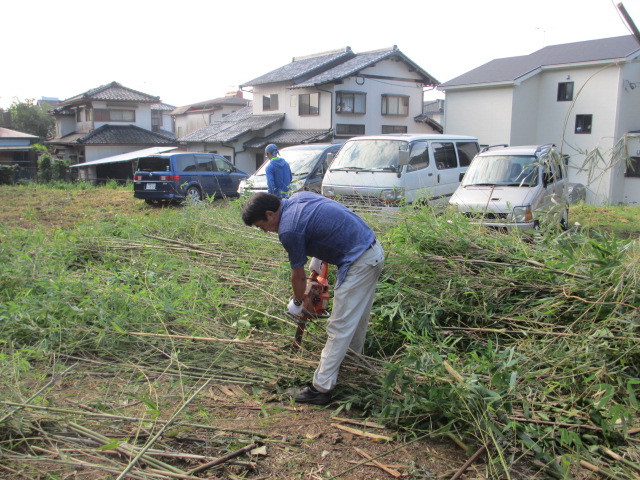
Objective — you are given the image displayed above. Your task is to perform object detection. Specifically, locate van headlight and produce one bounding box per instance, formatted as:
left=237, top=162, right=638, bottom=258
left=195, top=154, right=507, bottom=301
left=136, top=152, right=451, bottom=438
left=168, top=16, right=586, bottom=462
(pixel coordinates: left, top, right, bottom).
left=512, top=206, right=533, bottom=223
left=323, top=186, right=335, bottom=197
left=380, top=188, right=404, bottom=202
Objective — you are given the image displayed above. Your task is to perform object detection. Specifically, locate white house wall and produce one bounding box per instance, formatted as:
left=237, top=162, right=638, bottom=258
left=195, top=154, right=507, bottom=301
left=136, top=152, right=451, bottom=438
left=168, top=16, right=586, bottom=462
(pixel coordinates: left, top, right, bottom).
left=91, top=102, right=153, bottom=131
left=444, top=87, right=514, bottom=145
left=284, top=88, right=332, bottom=130
left=542, top=66, right=621, bottom=204
left=615, top=62, right=640, bottom=205
left=510, top=76, right=541, bottom=145
left=251, top=57, right=433, bottom=136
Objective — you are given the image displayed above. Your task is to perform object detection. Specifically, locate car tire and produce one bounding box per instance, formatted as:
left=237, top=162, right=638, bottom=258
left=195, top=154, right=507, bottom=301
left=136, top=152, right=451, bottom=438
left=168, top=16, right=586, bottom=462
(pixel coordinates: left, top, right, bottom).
left=185, top=186, right=202, bottom=203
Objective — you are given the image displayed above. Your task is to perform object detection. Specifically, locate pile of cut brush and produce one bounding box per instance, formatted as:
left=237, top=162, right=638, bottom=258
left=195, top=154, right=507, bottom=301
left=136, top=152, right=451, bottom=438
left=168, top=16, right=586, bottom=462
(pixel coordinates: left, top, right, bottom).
left=0, top=199, right=638, bottom=478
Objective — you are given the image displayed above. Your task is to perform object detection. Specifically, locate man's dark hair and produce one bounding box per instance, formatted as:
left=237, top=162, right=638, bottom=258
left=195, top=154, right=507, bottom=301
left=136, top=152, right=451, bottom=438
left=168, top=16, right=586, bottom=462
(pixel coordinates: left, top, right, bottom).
left=242, top=193, right=282, bottom=226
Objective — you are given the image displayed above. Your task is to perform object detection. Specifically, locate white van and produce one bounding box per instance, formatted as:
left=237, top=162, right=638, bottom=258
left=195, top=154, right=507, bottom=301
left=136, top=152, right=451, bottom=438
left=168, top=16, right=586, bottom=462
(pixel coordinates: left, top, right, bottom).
left=449, top=144, right=569, bottom=230
left=321, top=134, right=480, bottom=206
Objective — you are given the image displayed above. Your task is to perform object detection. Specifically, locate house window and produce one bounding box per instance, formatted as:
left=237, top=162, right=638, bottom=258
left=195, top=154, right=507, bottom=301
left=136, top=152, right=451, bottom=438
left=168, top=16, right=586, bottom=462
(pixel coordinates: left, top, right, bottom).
left=336, top=91, right=366, bottom=114
left=76, top=109, right=82, bottom=122
left=336, top=124, right=365, bottom=136
left=626, top=157, right=640, bottom=178
left=575, top=114, right=592, bottom=134
left=263, top=94, right=279, bottom=111
left=381, top=95, right=409, bottom=116
left=557, top=82, right=574, bottom=101
left=382, top=125, right=407, bottom=134
left=299, top=93, right=319, bottom=115
left=94, top=109, right=135, bottom=122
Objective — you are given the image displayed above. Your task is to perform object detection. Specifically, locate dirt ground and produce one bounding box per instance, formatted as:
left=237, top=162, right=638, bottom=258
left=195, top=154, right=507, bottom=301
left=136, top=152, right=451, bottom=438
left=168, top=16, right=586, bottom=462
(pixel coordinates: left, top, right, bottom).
left=2, top=360, right=483, bottom=480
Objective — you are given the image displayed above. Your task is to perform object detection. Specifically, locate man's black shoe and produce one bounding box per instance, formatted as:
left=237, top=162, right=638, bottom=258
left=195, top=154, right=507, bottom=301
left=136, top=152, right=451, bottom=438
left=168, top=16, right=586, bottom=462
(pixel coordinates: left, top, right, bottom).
left=294, top=383, right=331, bottom=405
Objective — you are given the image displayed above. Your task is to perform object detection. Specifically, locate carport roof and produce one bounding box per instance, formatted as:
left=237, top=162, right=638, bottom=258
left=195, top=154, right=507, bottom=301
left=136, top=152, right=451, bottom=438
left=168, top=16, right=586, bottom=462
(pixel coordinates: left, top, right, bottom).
left=70, top=146, right=178, bottom=167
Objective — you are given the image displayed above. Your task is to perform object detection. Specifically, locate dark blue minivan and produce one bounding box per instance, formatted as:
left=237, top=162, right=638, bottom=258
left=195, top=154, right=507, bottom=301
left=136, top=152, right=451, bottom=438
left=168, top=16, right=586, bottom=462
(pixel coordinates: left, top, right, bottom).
left=133, top=153, right=248, bottom=205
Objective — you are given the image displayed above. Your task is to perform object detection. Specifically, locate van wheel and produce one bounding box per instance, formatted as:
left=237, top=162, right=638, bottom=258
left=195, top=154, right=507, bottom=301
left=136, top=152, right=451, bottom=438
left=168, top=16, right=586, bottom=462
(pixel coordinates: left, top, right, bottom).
left=185, top=186, right=202, bottom=203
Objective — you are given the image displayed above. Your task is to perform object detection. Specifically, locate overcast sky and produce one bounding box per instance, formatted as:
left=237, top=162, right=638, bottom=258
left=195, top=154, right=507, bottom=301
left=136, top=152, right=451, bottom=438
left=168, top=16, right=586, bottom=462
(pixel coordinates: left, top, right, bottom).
left=2, top=0, right=639, bottom=109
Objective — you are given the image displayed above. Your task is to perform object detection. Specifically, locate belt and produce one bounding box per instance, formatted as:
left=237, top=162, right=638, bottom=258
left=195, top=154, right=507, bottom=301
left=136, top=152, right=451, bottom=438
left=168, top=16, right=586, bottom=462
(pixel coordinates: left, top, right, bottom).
left=367, top=239, right=377, bottom=250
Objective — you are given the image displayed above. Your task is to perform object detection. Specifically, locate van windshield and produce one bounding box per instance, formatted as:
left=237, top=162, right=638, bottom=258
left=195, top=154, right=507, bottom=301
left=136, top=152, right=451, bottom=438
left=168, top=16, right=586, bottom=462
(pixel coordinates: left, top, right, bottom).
left=330, top=140, right=406, bottom=171
left=253, top=148, right=324, bottom=178
left=462, top=155, right=539, bottom=187
left=136, top=156, right=171, bottom=172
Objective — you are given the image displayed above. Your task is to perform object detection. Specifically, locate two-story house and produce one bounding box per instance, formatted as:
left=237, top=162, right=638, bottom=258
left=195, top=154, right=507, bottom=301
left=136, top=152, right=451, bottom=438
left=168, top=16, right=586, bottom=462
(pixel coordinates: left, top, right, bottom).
left=181, top=46, right=439, bottom=174
left=171, top=92, right=251, bottom=139
left=48, top=81, right=177, bottom=182
left=439, top=35, right=640, bottom=205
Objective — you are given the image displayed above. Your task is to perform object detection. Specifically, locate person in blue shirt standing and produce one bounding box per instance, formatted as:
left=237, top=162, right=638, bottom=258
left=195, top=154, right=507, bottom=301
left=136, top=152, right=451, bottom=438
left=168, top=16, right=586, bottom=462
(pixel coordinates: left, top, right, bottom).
left=241, top=191, right=384, bottom=405
left=264, top=144, right=292, bottom=198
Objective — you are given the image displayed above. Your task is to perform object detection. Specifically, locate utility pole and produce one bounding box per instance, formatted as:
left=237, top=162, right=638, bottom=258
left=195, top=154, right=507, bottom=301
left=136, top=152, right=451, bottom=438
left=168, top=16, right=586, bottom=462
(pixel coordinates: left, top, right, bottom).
left=617, top=3, right=640, bottom=44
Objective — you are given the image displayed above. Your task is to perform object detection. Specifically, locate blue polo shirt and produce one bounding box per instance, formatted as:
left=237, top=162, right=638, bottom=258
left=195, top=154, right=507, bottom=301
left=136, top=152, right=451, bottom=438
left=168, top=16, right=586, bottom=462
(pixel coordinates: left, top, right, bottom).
left=278, top=192, right=375, bottom=288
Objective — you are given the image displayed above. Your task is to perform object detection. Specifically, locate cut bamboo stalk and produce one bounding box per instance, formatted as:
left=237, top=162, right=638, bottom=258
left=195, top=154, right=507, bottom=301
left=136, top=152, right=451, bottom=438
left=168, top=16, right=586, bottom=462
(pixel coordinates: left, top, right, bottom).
left=354, top=447, right=401, bottom=478
left=332, top=416, right=386, bottom=429
left=600, top=447, right=640, bottom=474
left=579, top=459, right=626, bottom=480
left=187, top=443, right=258, bottom=475
left=331, top=423, right=392, bottom=442
left=449, top=445, right=486, bottom=480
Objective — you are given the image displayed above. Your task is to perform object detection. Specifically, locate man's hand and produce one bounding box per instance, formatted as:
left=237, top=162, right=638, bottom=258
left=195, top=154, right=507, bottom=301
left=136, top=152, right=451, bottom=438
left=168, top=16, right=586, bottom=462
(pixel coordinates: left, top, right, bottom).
left=309, top=257, right=322, bottom=275
left=287, top=298, right=304, bottom=316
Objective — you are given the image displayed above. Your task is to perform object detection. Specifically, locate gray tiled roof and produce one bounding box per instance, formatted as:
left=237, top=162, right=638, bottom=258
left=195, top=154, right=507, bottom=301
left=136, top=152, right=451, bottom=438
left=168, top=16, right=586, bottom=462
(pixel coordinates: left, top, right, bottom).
left=151, top=102, right=177, bottom=111
left=414, top=114, right=443, bottom=133
left=440, top=35, right=640, bottom=88
left=243, top=129, right=332, bottom=149
left=61, top=81, right=160, bottom=105
left=423, top=99, right=444, bottom=114
left=171, top=96, right=250, bottom=115
left=293, top=47, right=439, bottom=88
left=180, top=111, right=284, bottom=143
left=49, top=125, right=175, bottom=145
left=241, top=48, right=355, bottom=87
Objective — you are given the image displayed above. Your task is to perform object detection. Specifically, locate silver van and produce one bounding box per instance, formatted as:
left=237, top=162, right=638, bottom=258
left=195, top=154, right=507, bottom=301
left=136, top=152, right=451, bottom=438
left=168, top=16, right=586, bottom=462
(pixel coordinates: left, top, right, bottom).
left=449, top=144, right=569, bottom=230
left=321, top=134, right=479, bottom=206
left=238, top=143, right=341, bottom=195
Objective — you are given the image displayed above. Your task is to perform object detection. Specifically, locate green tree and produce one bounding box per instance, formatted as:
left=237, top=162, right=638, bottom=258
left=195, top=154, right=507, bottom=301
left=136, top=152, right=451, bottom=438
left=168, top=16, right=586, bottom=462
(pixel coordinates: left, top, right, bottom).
left=8, top=99, right=55, bottom=138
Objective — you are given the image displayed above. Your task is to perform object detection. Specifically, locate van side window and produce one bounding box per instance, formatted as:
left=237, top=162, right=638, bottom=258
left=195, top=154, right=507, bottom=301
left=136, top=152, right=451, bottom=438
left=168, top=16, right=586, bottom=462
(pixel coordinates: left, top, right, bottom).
left=197, top=156, right=217, bottom=172
left=407, top=142, right=429, bottom=171
left=176, top=155, right=197, bottom=172
left=456, top=142, right=479, bottom=167
left=432, top=142, right=457, bottom=169
left=214, top=156, right=233, bottom=173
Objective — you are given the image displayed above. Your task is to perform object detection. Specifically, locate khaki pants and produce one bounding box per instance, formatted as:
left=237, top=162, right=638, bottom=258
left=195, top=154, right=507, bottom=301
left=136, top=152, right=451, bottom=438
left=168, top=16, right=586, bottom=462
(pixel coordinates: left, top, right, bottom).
left=313, top=241, right=384, bottom=392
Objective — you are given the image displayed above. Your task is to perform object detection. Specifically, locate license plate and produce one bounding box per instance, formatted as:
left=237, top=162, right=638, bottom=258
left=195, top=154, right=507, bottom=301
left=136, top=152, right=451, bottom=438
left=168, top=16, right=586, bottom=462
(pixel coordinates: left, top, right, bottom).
left=145, top=183, right=156, bottom=190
